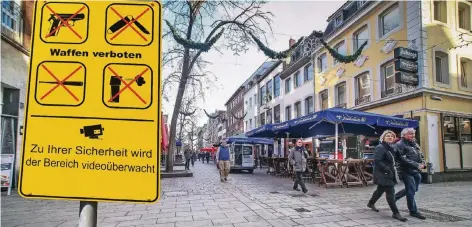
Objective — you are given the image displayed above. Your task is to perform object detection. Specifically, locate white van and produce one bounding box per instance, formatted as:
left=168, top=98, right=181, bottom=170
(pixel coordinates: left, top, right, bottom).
left=229, top=143, right=255, bottom=173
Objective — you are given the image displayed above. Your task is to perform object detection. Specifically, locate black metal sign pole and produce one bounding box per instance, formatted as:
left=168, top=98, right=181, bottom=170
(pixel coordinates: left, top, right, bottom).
left=79, top=201, right=98, bottom=227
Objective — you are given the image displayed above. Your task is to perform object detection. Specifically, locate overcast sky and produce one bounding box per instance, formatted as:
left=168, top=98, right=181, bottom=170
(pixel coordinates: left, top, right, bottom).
left=162, top=1, right=346, bottom=126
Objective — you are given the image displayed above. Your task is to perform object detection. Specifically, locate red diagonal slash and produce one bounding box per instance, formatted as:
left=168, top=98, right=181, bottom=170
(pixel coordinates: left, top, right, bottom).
left=40, top=65, right=81, bottom=101
left=107, top=67, right=148, bottom=104
left=110, top=7, right=150, bottom=41
left=45, top=5, right=85, bottom=39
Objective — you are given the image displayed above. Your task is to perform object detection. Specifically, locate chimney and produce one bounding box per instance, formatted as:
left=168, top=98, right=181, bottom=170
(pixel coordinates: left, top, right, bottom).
left=289, top=38, right=296, bottom=47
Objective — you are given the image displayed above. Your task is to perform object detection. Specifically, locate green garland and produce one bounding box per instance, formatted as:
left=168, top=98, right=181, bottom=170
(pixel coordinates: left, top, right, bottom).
left=320, top=39, right=367, bottom=63
left=165, top=20, right=224, bottom=52
left=249, top=32, right=304, bottom=60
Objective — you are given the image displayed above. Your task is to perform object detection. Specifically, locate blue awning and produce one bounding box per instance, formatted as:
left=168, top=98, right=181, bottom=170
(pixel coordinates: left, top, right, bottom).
left=246, top=124, right=274, bottom=137
left=226, top=136, right=274, bottom=145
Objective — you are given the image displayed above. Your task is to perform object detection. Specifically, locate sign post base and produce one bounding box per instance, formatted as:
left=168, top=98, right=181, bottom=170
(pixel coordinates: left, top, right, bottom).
left=79, top=201, right=97, bottom=227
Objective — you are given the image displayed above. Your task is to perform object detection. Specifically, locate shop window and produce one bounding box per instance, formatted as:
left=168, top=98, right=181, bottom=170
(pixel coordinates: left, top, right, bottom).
left=434, top=1, right=448, bottom=23
left=320, top=90, right=329, bottom=110
left=443, top=116, right=458, bottom=141
left=435, top=51, right=450, bottom=84
left=458, top=2, right=471, bottom=30
left=460, top=118, right=471, bottom=142
left=353, top=25, right=369, bottom=52
left=460, top=57, right=472, bottom=89
left=379, top=3, right=400, bottom=37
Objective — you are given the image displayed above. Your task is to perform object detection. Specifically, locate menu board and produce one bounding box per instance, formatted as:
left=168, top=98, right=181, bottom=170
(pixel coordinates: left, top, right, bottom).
left=1, top=154, right=15, bottom=194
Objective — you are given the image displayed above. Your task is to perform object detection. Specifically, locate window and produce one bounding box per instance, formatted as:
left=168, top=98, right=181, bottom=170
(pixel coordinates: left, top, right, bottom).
left=443, top=116, right=458, bottom=141
left=294, top=101, right=302, bottom=118
left=379, top=3, right=400, bottom=37
left=254, top=94, right=257, bottom=105
left=274, top=74, right=281, bottom=97
left=458, top=2, right=471, bottom=30
left=285, top=106, right=292, bottom=121
left=435, top=51, right=450, bottom=84
left=249, top=119, right=252, bottom=130
left=335, top=83, right=346, bottom=107
left=358, top=0, right=366, bottom=7
left=320, top=90, right=329, bottom=110
left=266, top=80, right=272, bottom=102
left=382, top=61, right=395, bottom=91
left=294, top=71, right=302, bottom=88
left=354, top=25, right=368, bottom=51
left=335, top=15, right=343, bottom=27
left=356, top=72, right=371, bottom=105
left=254, top=116, right=258, bottom=127
left=460, top=58, right=472, bottom=88
left=260, top=113, right=265, bottom=126
left=260, top=85, right=266, bottom=106
left=274, top=105, right=281, bottom=123
left=245, top=121, right=248, bottom=131
left=434, top=1, right=447, bottom=23
left=304, top=96, right=314, bottom=115
left=249, top=97, right=252, bottom=108
left=318, top=54, right=327, bottom=72
left=285, top=77, right=292, bottom=93
left=1, top=1, right=22, bottom=36
left=304, top=63, right=313, bottom=82
left=333, top=41, right=346, bottom=65
left=266, top=108, right=272, bottom=124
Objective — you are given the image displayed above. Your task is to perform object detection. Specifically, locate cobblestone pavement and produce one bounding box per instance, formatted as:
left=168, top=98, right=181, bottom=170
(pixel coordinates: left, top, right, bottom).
left=2, top=161, right=472, bottom=227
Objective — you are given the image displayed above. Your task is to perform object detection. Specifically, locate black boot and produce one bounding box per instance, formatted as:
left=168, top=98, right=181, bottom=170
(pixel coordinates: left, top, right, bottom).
left=410, top=212, right=426, bottom=220
left=367, top=202, right=380, bottom=212
left=392, top=213, right=407, bottom=222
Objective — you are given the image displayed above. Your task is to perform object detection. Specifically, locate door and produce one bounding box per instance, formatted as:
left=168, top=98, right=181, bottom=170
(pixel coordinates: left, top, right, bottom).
left=234, top=144, right=243, bottom=166
left=241, top=145, right=254, bottom=167
left=443, top=115, right=472, bottom=170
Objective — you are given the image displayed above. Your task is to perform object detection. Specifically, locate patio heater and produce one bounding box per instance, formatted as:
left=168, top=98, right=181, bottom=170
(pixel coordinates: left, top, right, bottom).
left=175, top=140, right=182, bottom=162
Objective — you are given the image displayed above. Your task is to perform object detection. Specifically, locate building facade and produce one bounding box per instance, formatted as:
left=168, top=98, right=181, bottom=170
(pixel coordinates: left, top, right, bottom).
left=313, top=0, right=472, bottom=177
left=203, top=110, right=226, bottom=145
left=225, top=87, right=245, bottom=137
left=1, top=0, right=34, bottom=187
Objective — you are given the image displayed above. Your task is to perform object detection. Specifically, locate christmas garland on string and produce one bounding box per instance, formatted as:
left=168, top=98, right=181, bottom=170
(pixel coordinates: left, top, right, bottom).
left=165, top=20, right=224, bottom=52
left=203, top=109, right=221, bottom=119
left=231, top=111, right=248, bottom=120
left=319, top=39, right=368, bottom=63
left=179, top=108, right=197, bottom=116
left=249, top=32, right=304, bottom=59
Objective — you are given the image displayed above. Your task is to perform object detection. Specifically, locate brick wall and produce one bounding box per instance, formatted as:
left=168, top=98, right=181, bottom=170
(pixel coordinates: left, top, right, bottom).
left=22, top=0, right=34, bottom=51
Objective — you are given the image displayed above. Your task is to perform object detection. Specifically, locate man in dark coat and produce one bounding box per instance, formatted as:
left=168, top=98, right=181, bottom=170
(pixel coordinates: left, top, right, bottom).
left=394, top=128, right=426, bottom=220
left=367, top=130, right=407, bottom=221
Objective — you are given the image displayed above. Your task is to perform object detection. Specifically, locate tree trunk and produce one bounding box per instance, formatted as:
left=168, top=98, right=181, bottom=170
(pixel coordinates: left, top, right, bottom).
left=166, top=50, right=191, bottom=172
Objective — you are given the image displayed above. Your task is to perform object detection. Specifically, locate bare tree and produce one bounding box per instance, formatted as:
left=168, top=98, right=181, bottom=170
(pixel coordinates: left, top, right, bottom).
left=163, top=1, right=274, bottom=171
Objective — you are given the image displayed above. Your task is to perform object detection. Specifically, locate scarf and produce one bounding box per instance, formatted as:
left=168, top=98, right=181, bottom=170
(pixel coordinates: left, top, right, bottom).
left=382, top=142, right=400, bottom=183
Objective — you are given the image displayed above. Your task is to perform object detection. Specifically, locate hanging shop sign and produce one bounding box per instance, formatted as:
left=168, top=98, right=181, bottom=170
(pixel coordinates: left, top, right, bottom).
left=394, top=47, right=418, bottom=61
left=395, top=72, right=419, bottom=86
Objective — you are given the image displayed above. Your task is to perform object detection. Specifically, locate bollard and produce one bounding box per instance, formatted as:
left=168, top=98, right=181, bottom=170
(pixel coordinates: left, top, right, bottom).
left=79, top=201, right=98, bottom=227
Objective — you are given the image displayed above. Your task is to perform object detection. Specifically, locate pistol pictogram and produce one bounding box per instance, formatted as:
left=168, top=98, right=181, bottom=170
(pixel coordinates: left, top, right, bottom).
left=48, top=13, right=85, bottom=37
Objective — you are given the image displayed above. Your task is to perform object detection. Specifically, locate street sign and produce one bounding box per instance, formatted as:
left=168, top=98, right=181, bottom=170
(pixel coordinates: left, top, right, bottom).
left=19, top=0, right=162, bottom=203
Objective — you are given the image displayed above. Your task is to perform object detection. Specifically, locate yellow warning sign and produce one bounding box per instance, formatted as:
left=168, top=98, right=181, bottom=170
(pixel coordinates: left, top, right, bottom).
left=40, top=2, right=89, bottom=44
left=102, top=63, right=153, bottom=109
left=105, top=3, right=154, bottom=46
left=19, top=1, right=162, bottom=203
left=35, top=61, right=86, bottom=106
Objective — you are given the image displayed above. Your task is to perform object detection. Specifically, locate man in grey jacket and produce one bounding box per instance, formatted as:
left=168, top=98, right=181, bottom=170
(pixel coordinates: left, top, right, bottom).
left=288, top=139, right=309, bottom=193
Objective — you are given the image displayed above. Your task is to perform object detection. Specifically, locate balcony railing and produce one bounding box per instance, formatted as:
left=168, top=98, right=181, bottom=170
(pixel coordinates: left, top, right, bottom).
left=381, top=84, right=417, bottom=98
left=355, top=95, right=371, bottom=106
left=1, top=1, right=23, bottom=45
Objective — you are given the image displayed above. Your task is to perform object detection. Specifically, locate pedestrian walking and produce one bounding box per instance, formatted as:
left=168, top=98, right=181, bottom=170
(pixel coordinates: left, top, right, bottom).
left=205, top=151, right=210, bottom=163
left=288, top=139, right=309, bottom=193
left=184, top=148, right=191, bottom=170
left=367, top=130, right=407, bottom=222
left=202, top=152, right=205, bottom=163
left=394, top=128, right=426, bottom=220
left=191, top=150, right=196, bottom=167
left=216, top=139, right=231, bottom=182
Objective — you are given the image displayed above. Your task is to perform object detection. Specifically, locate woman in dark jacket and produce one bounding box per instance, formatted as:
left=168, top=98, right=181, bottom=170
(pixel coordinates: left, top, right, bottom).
left=367, top=130, right=407, bottom=222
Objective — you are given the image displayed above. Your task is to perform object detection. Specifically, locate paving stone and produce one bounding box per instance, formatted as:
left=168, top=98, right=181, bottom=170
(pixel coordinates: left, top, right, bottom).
left=116, top=218, right=158, bottom=227
left=174, top=220, right=213, bottom=227
left=155, top=216, right=193, bottom=224
left=212, top=216, right=248, bottom=225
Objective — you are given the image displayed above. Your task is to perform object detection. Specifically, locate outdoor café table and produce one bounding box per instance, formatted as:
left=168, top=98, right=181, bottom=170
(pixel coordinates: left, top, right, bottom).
left=338, top=159, right=364, bottom=187
left=316, top=158, right=343, bottom=188
left=360, top=159, right=374, bottom=185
